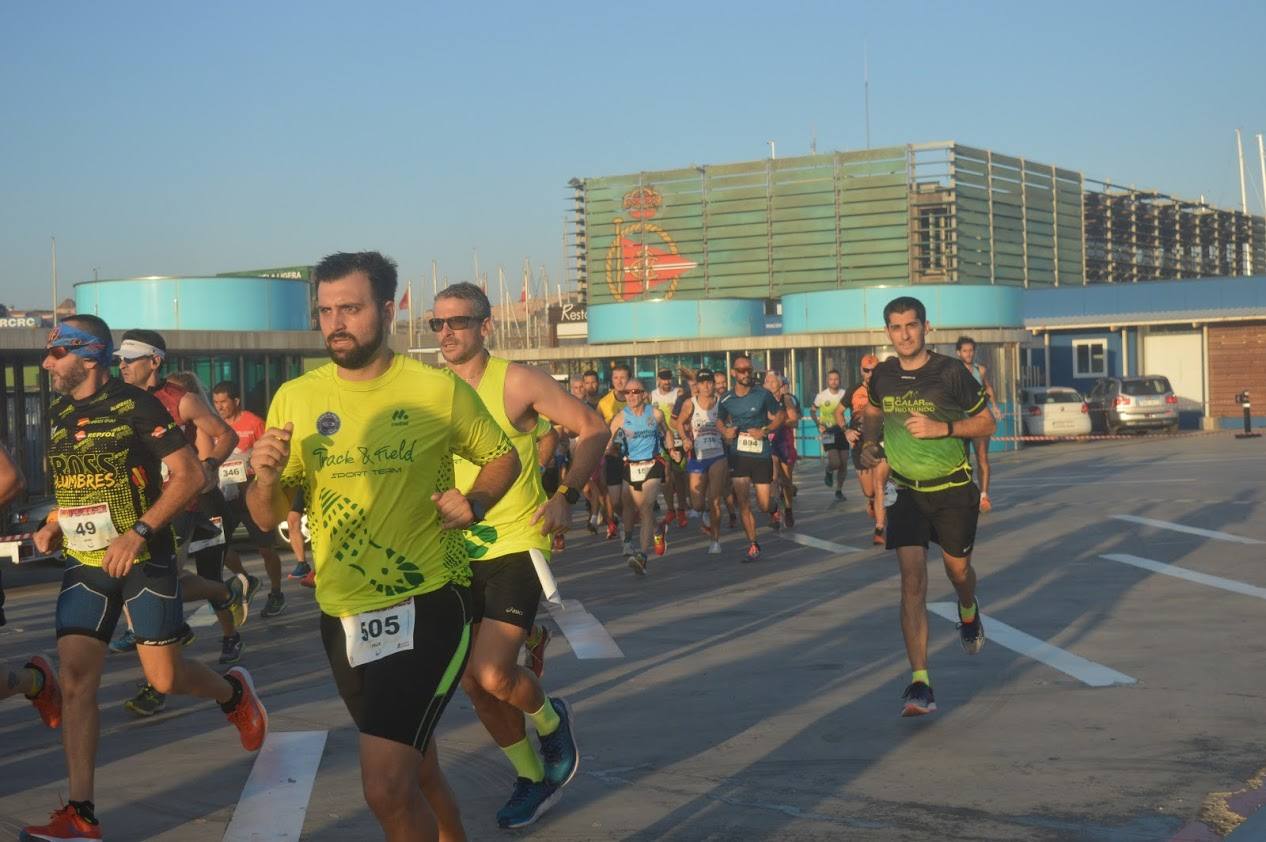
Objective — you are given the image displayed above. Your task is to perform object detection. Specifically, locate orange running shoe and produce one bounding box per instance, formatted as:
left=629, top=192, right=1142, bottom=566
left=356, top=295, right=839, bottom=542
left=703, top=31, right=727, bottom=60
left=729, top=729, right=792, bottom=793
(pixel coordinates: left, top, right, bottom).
left=653, top=526, right=667, bottom=556
left=223, top=666, right=268, bottom=752
left=676, top=510, right=687, bottom=529
left=21, top=803, right=102, bottom=841
left=25, top=654, right=61, bottom=730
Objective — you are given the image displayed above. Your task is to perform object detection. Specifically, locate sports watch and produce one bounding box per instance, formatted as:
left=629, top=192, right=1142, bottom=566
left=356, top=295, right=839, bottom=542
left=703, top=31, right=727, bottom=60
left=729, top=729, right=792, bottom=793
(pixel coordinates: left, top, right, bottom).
left=556, top=483, right=581, bottom=505
left=131, top=520, right=155, bottom=542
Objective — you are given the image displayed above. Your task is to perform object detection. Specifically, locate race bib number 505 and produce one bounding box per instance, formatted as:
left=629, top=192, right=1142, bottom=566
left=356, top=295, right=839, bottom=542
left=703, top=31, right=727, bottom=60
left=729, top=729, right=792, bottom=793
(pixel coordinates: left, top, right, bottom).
left=340, top=600, right=416, bottom=668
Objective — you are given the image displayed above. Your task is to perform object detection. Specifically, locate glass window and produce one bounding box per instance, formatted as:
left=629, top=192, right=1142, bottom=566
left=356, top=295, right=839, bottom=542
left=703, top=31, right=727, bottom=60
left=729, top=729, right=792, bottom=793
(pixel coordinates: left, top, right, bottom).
left=1073, top=340, right=1107, bottom=378
left=1121, top=377, right=1170, bottom=396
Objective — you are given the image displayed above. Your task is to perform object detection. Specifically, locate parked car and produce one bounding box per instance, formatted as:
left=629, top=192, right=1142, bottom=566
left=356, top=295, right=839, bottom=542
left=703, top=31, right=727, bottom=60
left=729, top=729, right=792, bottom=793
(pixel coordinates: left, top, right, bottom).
left=1020, top=387, right=1092, bottom=438
left=1, top=496, right=59, bottom=564
left=1085, top=376, right=1179, bottom=434
left=277, top=514, right=310, bottom=548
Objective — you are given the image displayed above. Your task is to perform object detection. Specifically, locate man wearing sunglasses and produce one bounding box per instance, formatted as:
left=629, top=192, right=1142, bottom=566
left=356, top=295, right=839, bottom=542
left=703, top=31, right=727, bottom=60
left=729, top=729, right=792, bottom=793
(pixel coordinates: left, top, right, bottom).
left=23, top=316, right=266, bottom=842
left=838, top=355, right=889, bottom=545
left=717, top=354, right=785, bottom=562
left=433, top=281, right=605, bottom=829
left=859, top=297, right=993, bottom=718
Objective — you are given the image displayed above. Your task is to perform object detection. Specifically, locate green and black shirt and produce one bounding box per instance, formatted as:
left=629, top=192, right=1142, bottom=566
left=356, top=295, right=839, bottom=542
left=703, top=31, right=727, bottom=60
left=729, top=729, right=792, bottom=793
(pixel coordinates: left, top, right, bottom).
left=867, top=352, right=987, bottom=490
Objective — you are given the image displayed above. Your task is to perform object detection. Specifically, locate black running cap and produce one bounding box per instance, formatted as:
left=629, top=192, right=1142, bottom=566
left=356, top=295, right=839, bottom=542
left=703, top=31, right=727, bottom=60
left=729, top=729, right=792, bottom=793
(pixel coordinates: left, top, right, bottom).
left=657, top=369, right=672, bottom=379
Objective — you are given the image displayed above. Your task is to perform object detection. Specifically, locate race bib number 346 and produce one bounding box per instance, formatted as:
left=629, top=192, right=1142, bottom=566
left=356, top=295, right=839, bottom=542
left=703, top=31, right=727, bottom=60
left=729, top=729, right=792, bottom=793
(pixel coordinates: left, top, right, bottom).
left=341, top=600, right=415, bottom=668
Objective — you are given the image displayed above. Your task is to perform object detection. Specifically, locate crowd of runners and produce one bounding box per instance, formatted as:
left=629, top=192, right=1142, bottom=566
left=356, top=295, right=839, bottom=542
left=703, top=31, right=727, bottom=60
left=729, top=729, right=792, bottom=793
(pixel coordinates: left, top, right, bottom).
left=3, top=250, right=1005, bottom=841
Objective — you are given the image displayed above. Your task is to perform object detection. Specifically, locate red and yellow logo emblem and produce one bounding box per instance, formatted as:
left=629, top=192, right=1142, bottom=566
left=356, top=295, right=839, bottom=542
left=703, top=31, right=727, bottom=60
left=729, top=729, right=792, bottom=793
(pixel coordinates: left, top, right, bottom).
left=605, top=186, right=697, bottom=302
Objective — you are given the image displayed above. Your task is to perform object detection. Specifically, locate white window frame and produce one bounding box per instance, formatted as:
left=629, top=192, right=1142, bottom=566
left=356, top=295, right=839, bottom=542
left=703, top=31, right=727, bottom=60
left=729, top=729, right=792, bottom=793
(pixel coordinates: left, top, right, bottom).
left=1072, top=339, right=1108, bottom=378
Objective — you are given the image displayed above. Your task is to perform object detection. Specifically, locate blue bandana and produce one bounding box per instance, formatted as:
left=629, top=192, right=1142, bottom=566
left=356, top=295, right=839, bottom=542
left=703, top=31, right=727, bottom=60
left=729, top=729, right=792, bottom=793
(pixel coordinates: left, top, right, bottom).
left=47, top=323, right=113, bottom=365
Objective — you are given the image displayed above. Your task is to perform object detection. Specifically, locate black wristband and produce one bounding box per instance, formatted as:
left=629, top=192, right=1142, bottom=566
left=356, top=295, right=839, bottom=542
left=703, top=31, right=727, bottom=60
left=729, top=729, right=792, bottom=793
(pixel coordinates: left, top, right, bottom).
left=944, top=419, right=955, bottom=438
left=204, top=456, right=222, bottom=471
left=131, top=520, right=154, bottom=542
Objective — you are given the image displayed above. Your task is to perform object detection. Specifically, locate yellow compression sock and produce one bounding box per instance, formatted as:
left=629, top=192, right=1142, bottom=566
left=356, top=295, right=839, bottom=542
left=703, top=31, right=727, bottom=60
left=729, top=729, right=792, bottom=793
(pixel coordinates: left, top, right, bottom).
left=959, top=601, right=978, bottom=623
left=529, top=697, right=561, bottom=737
left=501, top=738, right=545, bottom=783
left=912, top=669, right=931, bottom=687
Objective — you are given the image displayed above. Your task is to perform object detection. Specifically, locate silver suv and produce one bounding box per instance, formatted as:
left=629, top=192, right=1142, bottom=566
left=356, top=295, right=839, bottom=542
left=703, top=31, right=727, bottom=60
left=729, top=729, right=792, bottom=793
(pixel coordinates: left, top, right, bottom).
left=1085, top=376, right=1179, bottom=434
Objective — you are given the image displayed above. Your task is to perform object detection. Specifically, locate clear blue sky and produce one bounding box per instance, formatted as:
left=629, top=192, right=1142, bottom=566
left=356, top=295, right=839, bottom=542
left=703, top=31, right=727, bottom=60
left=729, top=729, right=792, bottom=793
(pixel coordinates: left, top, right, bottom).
left=3, top=0, right=1263, bottom=309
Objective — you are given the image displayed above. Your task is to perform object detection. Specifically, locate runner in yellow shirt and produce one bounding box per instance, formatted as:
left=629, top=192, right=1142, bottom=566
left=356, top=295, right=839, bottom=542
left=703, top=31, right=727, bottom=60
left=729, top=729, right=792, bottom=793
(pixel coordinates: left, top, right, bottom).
left=248, top=252, right=520, bottom=842
left=434, top=281, right=606, bottom=829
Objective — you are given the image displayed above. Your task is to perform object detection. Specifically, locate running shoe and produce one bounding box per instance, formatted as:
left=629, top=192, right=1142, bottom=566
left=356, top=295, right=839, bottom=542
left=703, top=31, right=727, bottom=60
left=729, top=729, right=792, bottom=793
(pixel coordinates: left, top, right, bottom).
left=108, top=628, right=137, bottom=654
left=652, top=526, right=666, bottom=556
left=708, top=540, right=722, bottom=555
left=219, top=633, right=244, bottom=665
left=742, top=542, right=761, bottom=563
left=20, top=804, right=102, bottom=842
left=223, top=666, right=268, bottom=752
left=661, top=508, right=676, bottom=528
left=538, top=697, right=579, bottom=787
left=524, top=625, right=551, bottom=678
left=834, top=489, right=845, bottom=501
left=180, top=627, right=197, bottom=647
left=979, top=492, right=992, bottom=515
left=770, top=510, right=782, bottom=531
left=288, top=561, right=311, bottom=580
left=605, top=521, right=619, bottom=540
left=552, top=532, right=566, bottom=553
left=495, top=777, right=561, bottom=829
left=628, top=551, right=648, bottom=576
left=586, top=517, right=598, bottom=535
left=262, top=591, right=286, bottom=618
left=701, top=510, right=711, bottom=528
left=873, top=527, right=885, bottom=546
left=784, top=507, right=795, bottom=528
left=901, top=681, right=936, bottom=717
left=124, top=684, right=166, bottom=717
left=675, top=510, right=687, bottom=529
left=218, top=575, right=248, bottom=629
left=25, top=655, right=61, bottom=729
left=241, top=573, right=262, bottom=607
left=688, top=509, right=700, bottom=520
left=824, top=470, right=834, bottom=487
left=300, top=568, right=316, bottom=588
left=958, top=601, right=986, bottom=655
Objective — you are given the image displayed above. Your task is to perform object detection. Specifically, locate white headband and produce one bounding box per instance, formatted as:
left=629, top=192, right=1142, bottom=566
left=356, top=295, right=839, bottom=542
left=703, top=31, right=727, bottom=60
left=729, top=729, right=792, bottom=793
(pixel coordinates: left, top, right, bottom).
left=113, top=338, right=165, bottom=360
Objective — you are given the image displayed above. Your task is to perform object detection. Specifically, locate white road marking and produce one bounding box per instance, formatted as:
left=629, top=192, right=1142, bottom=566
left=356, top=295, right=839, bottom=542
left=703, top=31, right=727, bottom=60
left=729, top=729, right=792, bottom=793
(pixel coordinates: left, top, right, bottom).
left=186, top=602, right=219, bottom=628
left=224, top=730, right=328, bottom=842
left=1110, top=514, right=1264, bottom=545
left=1102, top=554, right=1266, bottom=600
left=990, top=478, right=1196, bottom=487
left=546, top=599, right=624, bottom=659
left=782, top=531, right=863, bottom=554
left=926, top=603, right=1136, bottom=687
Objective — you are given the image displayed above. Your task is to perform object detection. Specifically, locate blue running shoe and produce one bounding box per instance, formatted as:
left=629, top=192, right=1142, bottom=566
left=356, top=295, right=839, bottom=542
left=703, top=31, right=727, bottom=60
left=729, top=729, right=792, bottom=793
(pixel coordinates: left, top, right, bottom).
left=288, top=561, right=311, bottom=580
left=495, top=777, right=560, bottom=829
left=538, top=698, right=579, bottom=787
left=109, top=628, right=137, bottom=654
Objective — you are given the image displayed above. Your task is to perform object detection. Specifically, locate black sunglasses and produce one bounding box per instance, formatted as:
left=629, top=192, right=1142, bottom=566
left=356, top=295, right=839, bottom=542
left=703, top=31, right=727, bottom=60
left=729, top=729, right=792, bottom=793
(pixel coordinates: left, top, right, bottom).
left=862, top=367, right=874, bottom=373
left=44, top=346, right=71, bottom=360
left=428, top=316, right=483, bottom=332
left=733, top=366, right=753, bottom=374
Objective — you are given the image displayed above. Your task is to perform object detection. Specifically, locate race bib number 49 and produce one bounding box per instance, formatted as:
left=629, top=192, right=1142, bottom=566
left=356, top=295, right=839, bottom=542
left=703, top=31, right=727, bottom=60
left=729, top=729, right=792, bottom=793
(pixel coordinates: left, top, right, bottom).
left=61, top=503, right=119, bottom=552
left=341, top=600, right=415, bottom=668
left=737, top=433, right=764, bottom=454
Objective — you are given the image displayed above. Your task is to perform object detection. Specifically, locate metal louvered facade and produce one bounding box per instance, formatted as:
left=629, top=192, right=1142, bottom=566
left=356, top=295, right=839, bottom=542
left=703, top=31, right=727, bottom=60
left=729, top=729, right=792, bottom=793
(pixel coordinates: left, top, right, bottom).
left=570, top=142, right=1265, bottom=304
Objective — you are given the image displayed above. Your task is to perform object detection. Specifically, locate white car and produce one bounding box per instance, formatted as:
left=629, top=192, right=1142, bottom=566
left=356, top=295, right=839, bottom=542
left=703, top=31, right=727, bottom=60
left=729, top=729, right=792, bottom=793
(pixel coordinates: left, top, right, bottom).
left=1020, top=387, right=1092, bottom=438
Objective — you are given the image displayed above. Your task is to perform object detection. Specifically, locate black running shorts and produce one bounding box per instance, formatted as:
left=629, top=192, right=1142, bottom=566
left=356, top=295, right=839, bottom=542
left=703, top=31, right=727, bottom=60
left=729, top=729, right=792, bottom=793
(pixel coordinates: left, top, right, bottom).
left=623, top=457, right=666, bottom=492
left=320, top=583, right=473, bottom=751
left=225, top=494, right=274, bottom=548
left=56, top=555, right=188, bottom=645
left=728, top=452, right=773, bottom=484
left=823, top=425, right=850, bottom=451
left=469, top=551, right=543, bottom=631
left=885, top=482, right=980, bottom=558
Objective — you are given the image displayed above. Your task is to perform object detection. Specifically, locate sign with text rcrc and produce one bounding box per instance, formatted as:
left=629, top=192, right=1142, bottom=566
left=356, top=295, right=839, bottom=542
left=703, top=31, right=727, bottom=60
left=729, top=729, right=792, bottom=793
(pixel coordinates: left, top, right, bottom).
left=0, top=316, right=39, bottom=328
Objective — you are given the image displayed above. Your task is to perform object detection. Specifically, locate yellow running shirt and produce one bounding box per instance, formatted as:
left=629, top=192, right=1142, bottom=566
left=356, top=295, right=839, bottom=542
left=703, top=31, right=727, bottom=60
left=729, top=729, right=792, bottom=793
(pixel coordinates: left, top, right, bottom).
left=266, top=354, right=512, bottom=617
left=597, top=390, right=625, bottom=424
left=453, top=356, right=550, bottom=562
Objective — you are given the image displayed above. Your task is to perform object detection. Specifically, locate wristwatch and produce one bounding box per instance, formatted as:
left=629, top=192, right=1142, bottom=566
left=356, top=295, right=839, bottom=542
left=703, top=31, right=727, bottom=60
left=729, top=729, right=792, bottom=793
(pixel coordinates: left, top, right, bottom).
left=131, top=520, right=155, bottom=542
left=469, top=498, right=488, bottom=523
left=556, top=483, right=581, bottom=505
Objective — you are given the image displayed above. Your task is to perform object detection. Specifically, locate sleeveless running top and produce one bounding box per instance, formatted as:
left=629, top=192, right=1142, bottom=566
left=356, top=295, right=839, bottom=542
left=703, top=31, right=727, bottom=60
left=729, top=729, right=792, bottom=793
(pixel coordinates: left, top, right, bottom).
left=151, top=381, right=197, bottom=445
left=621, top=406, right=660, bottom=462
left=651, top=387, right=682, bottom=444
left=453, top=355, right=551, bottom=560
left=690, top=398, right=724, bottom=460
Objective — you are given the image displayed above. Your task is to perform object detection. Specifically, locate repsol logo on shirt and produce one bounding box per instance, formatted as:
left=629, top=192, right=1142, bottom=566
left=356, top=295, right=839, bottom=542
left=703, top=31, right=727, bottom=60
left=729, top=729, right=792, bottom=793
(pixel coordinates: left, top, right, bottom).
left=882, top=392, right=937, bottom=415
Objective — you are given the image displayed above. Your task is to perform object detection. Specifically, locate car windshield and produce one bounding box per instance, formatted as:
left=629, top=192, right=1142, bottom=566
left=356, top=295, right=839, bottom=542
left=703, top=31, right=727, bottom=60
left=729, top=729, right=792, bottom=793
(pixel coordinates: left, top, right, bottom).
left=1122, top=378, right=1170, bottom=396
left=1034, top=391, right=1083, bottom=404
